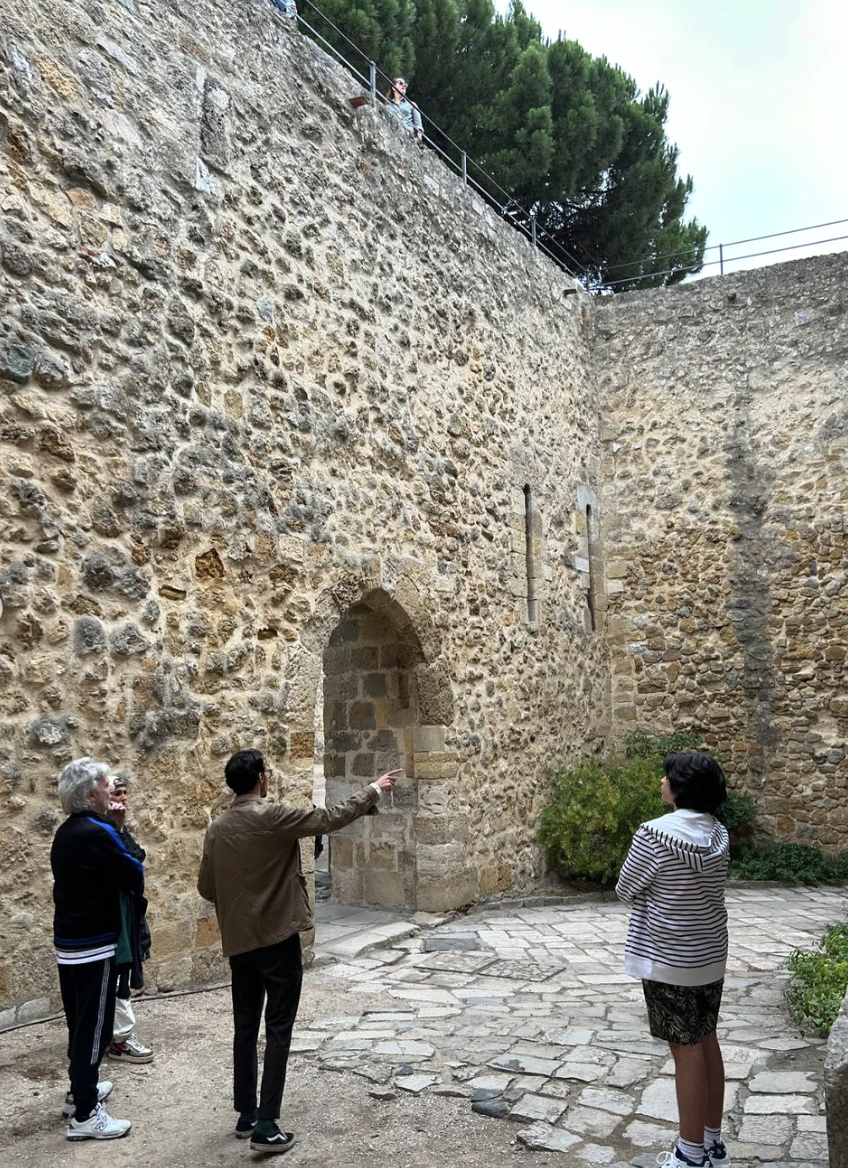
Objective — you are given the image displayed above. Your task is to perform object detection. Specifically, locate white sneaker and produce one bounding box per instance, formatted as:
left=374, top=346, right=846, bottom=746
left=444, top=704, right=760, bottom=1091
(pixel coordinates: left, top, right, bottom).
left=62, top=1080, right=113, bottom=1117
left=707, top=1141, right=732, bottom=1168
left=108, top=1032, right=154, bottom=1063
left=67, top=1102, right=132, bottom=1140
left=657, top=1148, right=706, bottom=1168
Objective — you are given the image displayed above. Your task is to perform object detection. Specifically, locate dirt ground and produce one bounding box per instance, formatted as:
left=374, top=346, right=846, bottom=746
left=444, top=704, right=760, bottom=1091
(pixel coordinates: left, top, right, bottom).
left=0, top=969, right=554, bottom=1168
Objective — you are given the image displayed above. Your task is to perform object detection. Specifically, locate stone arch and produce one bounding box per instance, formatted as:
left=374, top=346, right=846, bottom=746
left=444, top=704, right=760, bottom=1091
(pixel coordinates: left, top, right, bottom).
left=280, top=559, right=474, bottom=912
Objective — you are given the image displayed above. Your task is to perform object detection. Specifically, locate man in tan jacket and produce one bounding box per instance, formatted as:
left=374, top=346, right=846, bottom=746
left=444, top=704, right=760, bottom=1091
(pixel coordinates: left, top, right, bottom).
left=198, top=749, right=399, bottom=1154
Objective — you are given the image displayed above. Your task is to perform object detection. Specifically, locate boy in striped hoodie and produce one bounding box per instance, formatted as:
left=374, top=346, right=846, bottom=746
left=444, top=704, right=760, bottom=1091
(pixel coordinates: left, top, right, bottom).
left=616, top=751, right=731, bottom=1168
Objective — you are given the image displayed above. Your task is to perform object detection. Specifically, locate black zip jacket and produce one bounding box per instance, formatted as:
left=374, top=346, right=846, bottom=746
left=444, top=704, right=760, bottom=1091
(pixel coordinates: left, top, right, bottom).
left=51, top=811, right=145, bottom=961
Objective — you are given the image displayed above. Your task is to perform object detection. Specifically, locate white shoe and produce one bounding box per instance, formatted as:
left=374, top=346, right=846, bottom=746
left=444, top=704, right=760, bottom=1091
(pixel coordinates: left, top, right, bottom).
left=107, top=1032, right=154, bottom=1063
left=657, top=1148, right=706, bottom=1168
left=62, top=1080, right=113, bottom=1117
left=707, top=1141, right=732, bottom=1168
left=67, top=1102, right=132, bottom=1140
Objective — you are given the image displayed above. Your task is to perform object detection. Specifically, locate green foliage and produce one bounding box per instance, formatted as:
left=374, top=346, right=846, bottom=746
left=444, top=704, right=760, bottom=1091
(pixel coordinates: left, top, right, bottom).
left=786, top=923, right=848, bottom=1036
left=715, top=789, right=757, bottom=835
left=730, top=843, right=848, bottom=885
left=540, top=731, right=760, bottom=885
left=539, top=754, right=665, bottom=885
left=303, top=0, right=707, bottom=287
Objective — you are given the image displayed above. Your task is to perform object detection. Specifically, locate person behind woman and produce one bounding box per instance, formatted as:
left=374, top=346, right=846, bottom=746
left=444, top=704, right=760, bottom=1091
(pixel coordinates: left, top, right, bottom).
left=385, top=77, right=423, bottom=142
left=106, top=773, right=154, bottom=1065
left=616, top=751, right=731, bottom=1168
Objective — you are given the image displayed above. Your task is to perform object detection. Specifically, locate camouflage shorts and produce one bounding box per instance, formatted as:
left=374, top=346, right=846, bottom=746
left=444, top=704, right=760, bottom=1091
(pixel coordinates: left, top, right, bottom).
left=642, top=978, right=723, bottom=1046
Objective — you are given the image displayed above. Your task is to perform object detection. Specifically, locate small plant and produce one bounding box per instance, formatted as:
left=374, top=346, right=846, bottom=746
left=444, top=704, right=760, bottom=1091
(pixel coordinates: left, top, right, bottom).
left=786, top=922, right=848, bottom=1036
left=730, top=842, right=848, bottom=884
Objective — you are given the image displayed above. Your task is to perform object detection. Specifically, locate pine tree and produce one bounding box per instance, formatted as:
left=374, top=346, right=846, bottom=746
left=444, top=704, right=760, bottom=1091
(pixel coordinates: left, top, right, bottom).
left=304, top=0, right=707, bottom=287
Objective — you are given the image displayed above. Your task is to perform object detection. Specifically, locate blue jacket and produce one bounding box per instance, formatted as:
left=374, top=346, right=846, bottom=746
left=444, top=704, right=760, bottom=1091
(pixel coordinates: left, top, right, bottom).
left=51, top=812, right=145, bottom=962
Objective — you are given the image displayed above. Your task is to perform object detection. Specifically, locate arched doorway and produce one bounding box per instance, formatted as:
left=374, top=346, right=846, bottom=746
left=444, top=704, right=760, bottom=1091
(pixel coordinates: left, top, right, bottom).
left=285, top=567, right=475, bottom=914
left=322, top=593, right=420, bottom=907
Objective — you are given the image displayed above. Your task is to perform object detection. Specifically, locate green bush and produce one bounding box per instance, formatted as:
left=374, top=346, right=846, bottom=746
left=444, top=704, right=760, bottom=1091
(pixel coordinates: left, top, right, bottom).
left=786, top=922, right=848, bottom=1036
left=539, top=743, right=670, bottom=884
left=730, top=842, right=848, bottom=884
left=540, top=733, right=761, bottom=885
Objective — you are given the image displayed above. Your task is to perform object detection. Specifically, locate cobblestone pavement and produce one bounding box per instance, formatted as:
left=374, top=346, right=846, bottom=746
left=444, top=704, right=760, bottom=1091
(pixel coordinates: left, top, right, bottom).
left=306, top=886, right=848, bottom=1165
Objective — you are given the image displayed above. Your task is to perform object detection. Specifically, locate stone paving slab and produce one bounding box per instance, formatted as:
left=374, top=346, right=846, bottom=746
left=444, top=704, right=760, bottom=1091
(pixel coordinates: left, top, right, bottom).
left=306, top=887, right=847, bottom=1164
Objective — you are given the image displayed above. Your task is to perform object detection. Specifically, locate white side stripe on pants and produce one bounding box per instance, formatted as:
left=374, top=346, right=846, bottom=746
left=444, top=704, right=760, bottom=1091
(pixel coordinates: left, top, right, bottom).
left=90, top=961, right=110, bottom=1065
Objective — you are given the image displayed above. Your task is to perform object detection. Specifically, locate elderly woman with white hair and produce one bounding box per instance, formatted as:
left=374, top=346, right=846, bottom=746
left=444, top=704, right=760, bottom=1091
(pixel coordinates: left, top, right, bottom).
left=51, top=756, right=145, bottom=1140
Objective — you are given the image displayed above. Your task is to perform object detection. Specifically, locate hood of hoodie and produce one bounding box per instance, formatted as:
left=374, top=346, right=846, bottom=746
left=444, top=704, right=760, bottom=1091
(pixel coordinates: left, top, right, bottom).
left=641, top=808, right=728, bottom=871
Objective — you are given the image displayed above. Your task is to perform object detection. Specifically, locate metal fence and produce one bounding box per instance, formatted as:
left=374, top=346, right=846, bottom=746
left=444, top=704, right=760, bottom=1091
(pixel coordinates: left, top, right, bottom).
left=277, top=0, right=847, bottom=294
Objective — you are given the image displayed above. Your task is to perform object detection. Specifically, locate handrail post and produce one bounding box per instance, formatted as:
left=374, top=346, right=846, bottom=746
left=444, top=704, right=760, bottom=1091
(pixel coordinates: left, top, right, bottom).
left=531, top=215, right=537, bottom=247
left=719, top=242, right=724, bottom=275
left=461, top=151, right=467, bottom=184
left=369, top=60, right=377, bottom=103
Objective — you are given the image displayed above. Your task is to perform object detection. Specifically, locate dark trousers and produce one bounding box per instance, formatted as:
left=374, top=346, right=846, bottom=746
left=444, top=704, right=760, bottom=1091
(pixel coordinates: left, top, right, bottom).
left=58, top=958, right=117, bottom=1121
left=229, top=934, right=303, bottom=1120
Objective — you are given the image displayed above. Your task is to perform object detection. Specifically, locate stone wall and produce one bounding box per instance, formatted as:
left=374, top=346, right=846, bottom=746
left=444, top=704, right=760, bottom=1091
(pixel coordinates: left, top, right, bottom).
left=0, top=0, right=609, bottom=1021
left=595, top=254, right=848, bottom=845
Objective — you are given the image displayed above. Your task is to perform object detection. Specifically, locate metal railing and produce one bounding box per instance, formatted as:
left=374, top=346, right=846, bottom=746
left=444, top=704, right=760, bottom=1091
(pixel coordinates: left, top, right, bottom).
left=600, top=218, right=848, bottom=291
left=283, top=0, right=591, bottom=286
left=273, top=1, right=847, bottom=294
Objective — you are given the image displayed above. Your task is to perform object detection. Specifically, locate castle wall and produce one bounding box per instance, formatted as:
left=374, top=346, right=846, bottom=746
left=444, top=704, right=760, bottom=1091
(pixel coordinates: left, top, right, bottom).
left=595, top=255, right=848, bottom=845
left=0, top=0, right=608, bottom=1022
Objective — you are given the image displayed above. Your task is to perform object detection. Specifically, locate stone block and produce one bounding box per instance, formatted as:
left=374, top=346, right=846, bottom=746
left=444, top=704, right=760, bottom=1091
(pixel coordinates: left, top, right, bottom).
left=416, top=841, right=467, bottom=879
left=363, top=672, right=387, bottom=698
left=363, top=869, right=406, bottom=907
left=415, top=814, right=468, bottom=847
left=16, top=996, right=53, bottom=1023
left=352, top=751, right=375, bottom=777
left=416, top=873, right=477, bottom=913
left=367, top=843, right=398, bottom=871
left=349, top=702, right=376, bottom=730
left=479, top=864, right=512, bottom=894
left=194, top=914, right=220, bottom=948
left=412, top=752, right=458, bottom=781
left=410, top=725, right=446, bottom=753
left=331, top=867, right=363, bottom=904
left=351, top=646, right=379, bottom=669
left=155, top=957, right=193, bottom=993
left=329, top=835, right=355, bottom=867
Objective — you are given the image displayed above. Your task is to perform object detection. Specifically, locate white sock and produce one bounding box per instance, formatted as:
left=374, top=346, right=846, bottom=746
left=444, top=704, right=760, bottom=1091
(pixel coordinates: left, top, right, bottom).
left=704, top=1127, right=723, bottom=1151
left=677, top=1137, right=706, bottom=1164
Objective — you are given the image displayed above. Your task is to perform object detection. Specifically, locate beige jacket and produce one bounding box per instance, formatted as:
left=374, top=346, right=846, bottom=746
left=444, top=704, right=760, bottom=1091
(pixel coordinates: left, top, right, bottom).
left=197, top=786, right=379, bottom=957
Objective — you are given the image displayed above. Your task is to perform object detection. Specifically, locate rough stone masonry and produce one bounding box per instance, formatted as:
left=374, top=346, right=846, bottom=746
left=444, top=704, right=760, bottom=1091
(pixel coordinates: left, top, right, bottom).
left=0, top=0, right=846, bottom=1024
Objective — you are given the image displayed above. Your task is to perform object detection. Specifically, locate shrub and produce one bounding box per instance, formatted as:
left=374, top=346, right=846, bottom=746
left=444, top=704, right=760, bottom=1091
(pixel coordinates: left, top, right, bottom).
left=539, top=753, right=666, bottom=885
left=730, top=842, right=848, bottom=884
left=540, top=732, right=761, bottom=885
left=786, top=922, right=848, bottom=1036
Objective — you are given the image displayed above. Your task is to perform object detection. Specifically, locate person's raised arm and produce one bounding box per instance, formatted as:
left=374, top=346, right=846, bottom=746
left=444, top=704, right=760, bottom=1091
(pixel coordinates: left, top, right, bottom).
left=270, top=770, right=402, bottom=839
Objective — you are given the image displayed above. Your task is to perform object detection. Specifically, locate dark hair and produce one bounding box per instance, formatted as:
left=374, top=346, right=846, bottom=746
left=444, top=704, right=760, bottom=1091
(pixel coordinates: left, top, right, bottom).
left=224, top=750, right=265, bottom=796
left=664, top=751, right=727, bottom=814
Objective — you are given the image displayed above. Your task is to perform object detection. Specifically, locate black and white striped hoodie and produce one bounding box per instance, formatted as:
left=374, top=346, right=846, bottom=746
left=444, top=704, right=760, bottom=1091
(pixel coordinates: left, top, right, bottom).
left=616, top=809, right=730, bottom=986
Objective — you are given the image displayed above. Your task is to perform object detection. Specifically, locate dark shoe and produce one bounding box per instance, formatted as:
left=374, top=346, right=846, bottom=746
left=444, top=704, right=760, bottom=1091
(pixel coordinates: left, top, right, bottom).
left=249, top=1124, right=295, bottom=1154
left=236, top=1111, right=257, bottom=1139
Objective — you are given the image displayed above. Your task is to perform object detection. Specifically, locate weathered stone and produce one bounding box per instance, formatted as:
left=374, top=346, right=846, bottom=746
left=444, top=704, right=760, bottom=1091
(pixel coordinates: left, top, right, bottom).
left=517, top=1123, right=581, bottom=1152
left=73, top=617, right=107, bottom=656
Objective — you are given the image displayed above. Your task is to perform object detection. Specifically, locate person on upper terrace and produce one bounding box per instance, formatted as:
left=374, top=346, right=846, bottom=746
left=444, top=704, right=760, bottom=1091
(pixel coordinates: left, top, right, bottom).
left=385, top=77, right=423, bottom=142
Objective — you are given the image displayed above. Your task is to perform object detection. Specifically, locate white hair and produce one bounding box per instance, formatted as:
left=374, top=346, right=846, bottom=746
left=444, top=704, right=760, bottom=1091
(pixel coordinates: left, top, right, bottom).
left=58, top=756, right=110, bottom=815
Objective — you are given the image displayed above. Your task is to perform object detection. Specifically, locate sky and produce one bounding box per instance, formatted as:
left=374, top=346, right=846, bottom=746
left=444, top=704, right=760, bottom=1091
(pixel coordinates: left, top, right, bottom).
left=495, top=0, right=848, bottom=278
